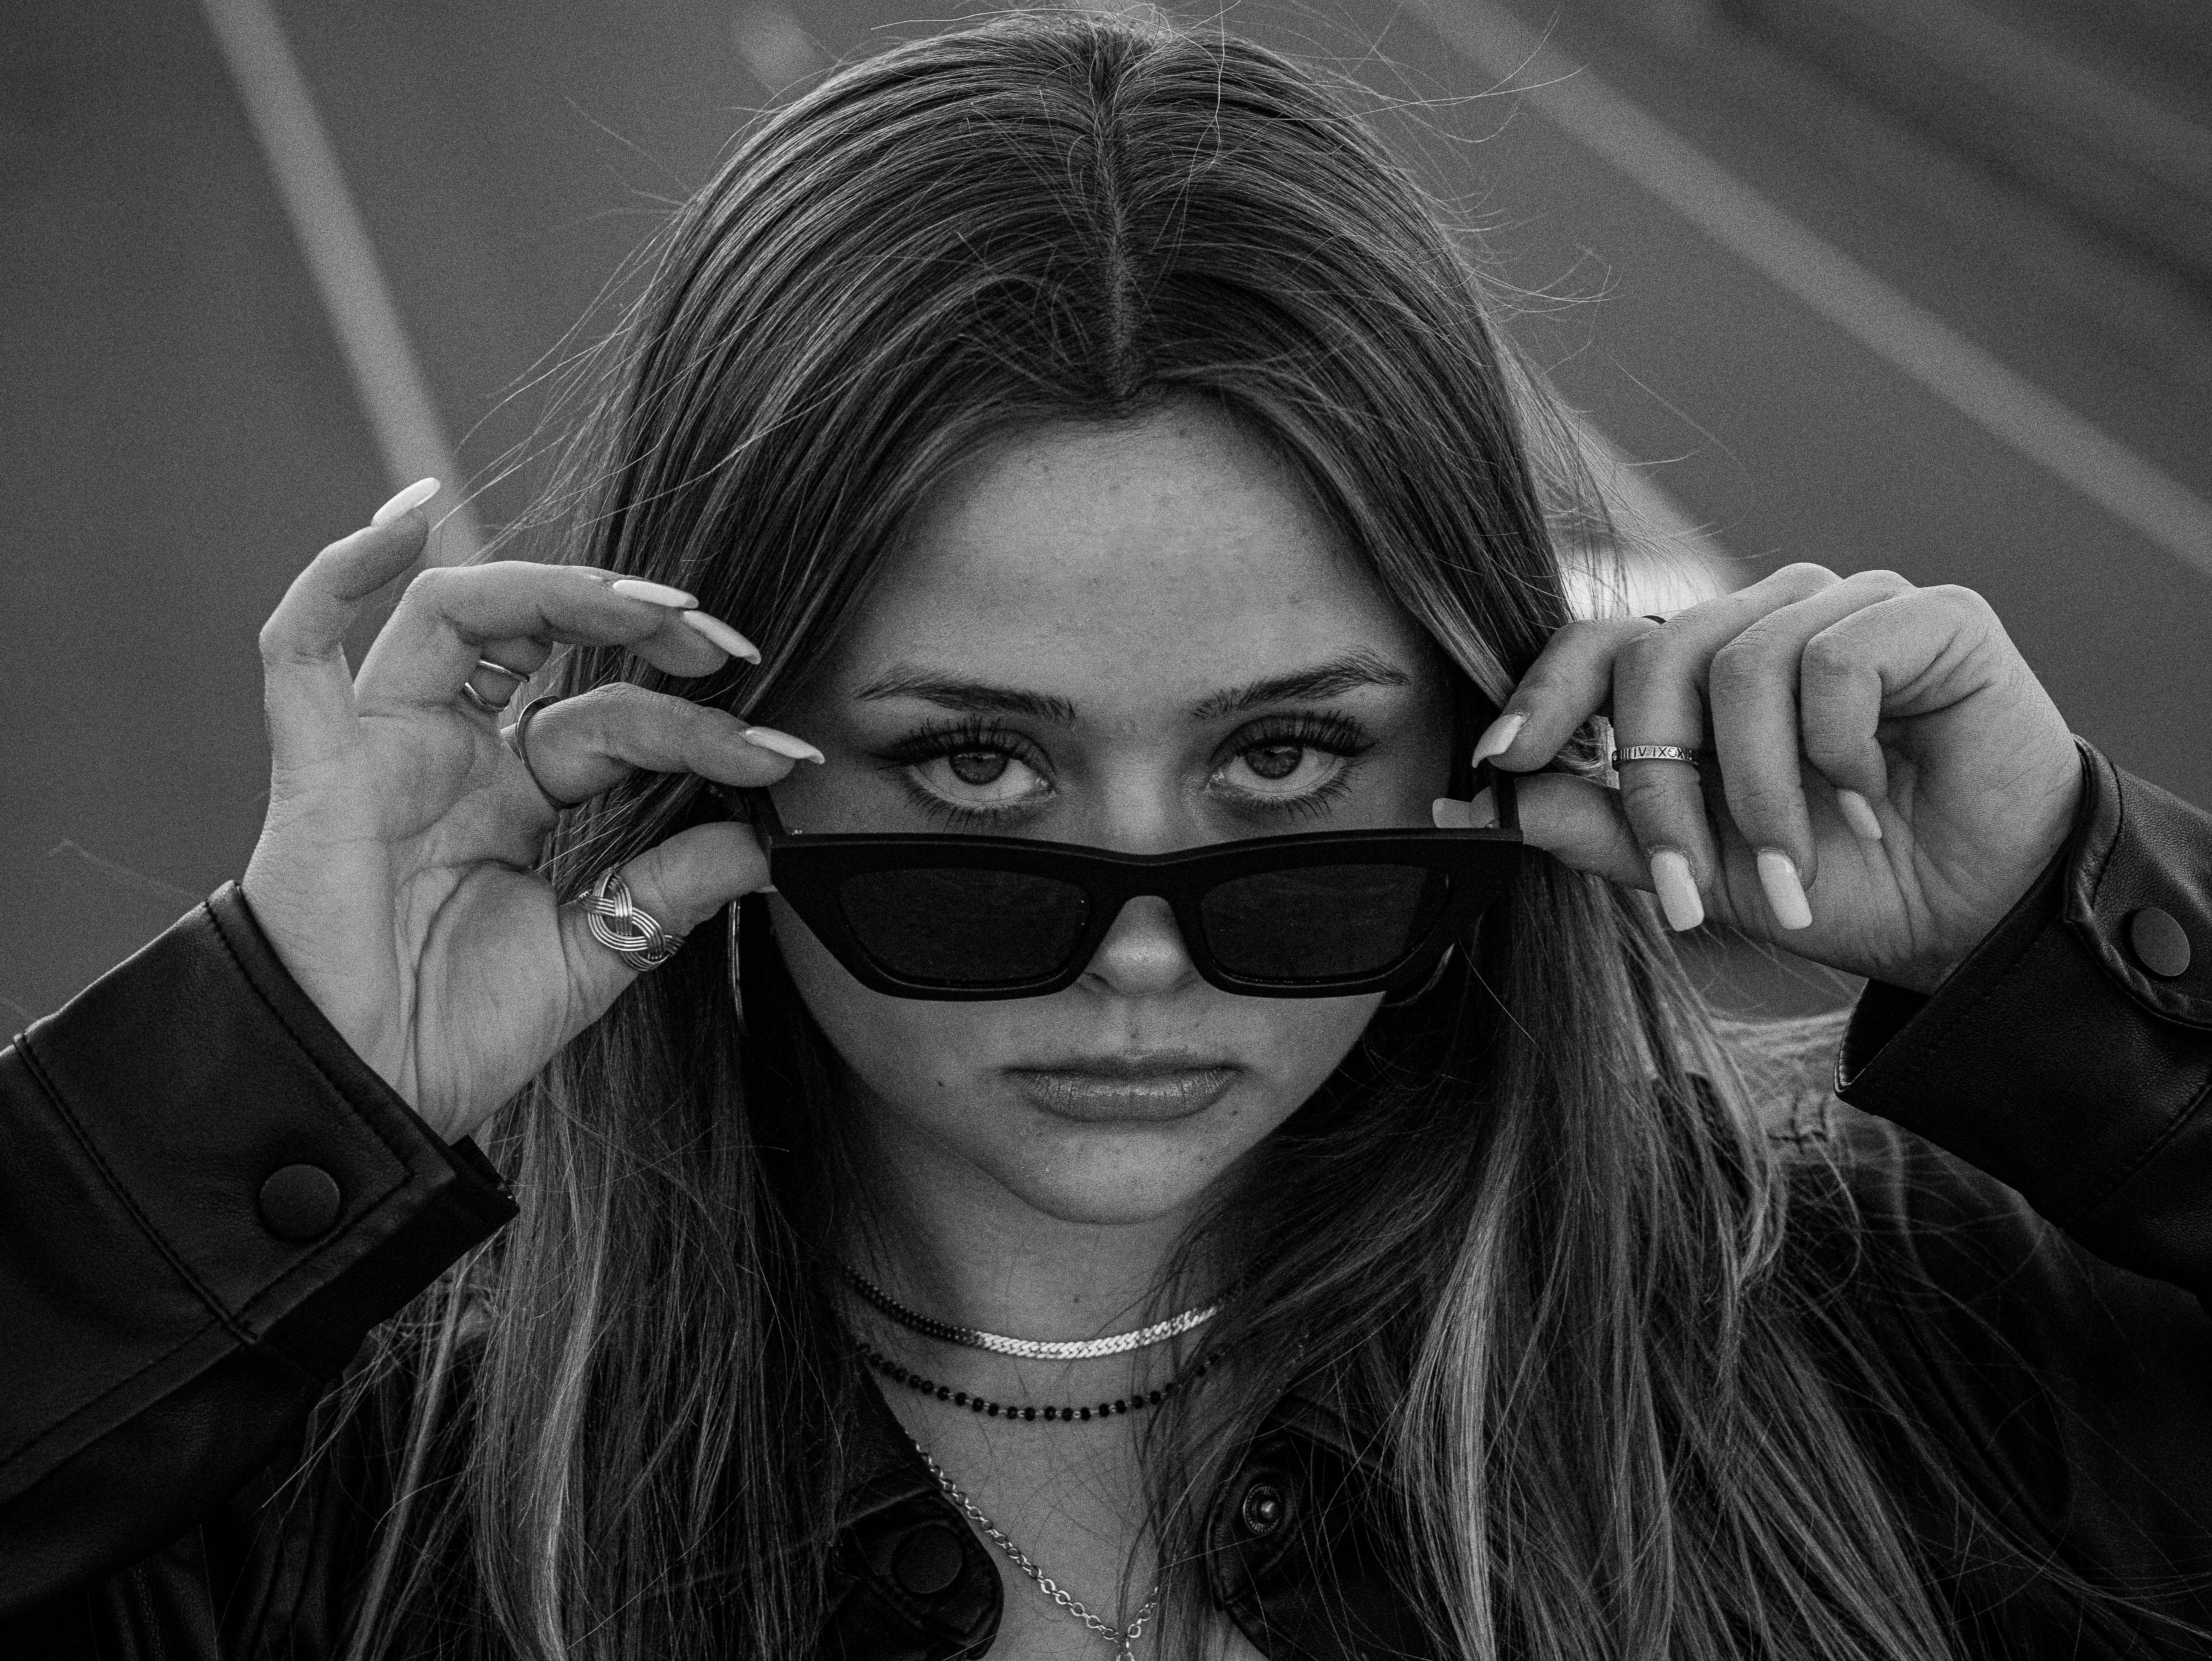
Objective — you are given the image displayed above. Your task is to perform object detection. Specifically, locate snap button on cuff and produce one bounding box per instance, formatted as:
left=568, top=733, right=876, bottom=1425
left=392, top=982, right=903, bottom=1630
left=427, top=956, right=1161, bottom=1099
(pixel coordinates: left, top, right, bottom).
left=258, top=1164, right=342, bottom=1240
left=1240, top=1481, right=1286, bottom=1537
left=2127, top=907, right=2192, bottom=980
left=891, top=1522, right=966, bottom=1595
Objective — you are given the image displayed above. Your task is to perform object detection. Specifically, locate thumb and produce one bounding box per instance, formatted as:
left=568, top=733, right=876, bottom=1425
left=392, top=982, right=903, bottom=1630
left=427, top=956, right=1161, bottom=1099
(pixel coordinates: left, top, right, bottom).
left=261, top=510, right=435, bottom=768
left=1436, top=772, right=1651, bottom=893
left=558, top=819, right=768, bottom=1013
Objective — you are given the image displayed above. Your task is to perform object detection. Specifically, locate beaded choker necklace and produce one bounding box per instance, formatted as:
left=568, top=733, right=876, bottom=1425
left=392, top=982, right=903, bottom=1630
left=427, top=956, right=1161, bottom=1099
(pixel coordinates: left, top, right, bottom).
left=854, top=1334, right=1221, bottom=1422
left=839, top=1265, right=1221, bottom=1360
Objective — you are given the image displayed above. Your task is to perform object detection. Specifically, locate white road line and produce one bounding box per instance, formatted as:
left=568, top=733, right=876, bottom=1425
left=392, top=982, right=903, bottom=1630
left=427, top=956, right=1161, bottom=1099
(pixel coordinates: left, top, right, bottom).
left=197, top=0, right=481, bottom=563
left=1405, top=0, right=2212, bottom=582
left=1829, top=0, right=2212, bottom=192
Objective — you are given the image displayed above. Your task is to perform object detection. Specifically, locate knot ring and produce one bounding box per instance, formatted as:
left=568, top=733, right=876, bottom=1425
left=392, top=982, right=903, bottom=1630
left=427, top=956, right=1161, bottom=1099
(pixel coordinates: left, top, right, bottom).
left=583, top=868, right=682, bottom=971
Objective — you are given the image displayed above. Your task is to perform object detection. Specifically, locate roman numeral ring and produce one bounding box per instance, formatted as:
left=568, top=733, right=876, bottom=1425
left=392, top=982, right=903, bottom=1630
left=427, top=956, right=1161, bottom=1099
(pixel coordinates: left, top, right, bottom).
left=1616, top=744, right=1704, bottom=774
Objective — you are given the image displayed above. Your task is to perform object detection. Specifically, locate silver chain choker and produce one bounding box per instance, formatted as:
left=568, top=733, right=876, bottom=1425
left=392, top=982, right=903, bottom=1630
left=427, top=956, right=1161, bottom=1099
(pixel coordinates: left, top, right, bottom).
left=840, top=1265, right=1221, bottom=1361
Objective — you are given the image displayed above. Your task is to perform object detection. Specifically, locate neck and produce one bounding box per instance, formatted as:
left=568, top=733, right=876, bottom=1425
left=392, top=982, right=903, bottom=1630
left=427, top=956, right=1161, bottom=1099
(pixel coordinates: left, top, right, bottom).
left=836, top=1091, right=1214, bottom=1349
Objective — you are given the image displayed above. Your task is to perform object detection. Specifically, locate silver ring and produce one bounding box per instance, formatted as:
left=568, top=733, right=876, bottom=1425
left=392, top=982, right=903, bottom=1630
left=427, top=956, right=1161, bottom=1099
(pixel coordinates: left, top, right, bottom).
left=505, top=693, right=584, bottom=808
left=1617, top=744, right=1704, bottom=772
left=460, top=657, right=529, bottom=716
left=582, top=868, right=681, bottom=970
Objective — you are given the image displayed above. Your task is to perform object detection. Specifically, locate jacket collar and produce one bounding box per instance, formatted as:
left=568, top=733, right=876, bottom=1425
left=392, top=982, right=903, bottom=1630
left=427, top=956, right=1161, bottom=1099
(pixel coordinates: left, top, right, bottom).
left=821, top=1377, right=1436, bottom=1661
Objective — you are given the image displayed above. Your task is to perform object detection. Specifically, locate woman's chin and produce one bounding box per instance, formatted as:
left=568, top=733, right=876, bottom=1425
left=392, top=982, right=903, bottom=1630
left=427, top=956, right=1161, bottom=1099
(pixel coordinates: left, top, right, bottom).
left=977, top=1124, right=1245, bottom=1227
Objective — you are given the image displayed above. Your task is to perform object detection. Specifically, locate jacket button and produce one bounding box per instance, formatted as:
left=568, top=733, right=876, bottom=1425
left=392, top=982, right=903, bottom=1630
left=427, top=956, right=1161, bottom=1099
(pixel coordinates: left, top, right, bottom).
left=892, top=1522, right=966, bottom=1596
left=258, top=1164, right=341, bottom=1240
left=1240, top=1481, right=1287, bottom=1537
left=2128, top=908, right=2191, bottom=979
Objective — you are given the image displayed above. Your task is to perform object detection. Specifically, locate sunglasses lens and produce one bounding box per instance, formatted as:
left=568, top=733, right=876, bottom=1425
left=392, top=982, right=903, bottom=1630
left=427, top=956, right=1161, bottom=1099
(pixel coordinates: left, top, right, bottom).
left=836, top=867, right=1091, bottom=985
left=1199, top=864, right=1448, bottom=982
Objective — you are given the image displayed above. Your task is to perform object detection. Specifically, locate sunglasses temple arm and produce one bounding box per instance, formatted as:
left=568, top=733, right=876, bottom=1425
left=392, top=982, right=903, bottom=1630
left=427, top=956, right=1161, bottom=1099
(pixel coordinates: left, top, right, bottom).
left=730, top=785, right=791, bottom=839
left=1480, top=761, right=1522, bottom=834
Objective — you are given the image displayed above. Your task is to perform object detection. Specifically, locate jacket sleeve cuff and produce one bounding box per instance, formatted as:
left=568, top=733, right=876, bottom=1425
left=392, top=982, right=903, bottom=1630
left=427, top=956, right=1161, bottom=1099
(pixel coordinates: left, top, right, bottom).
left=5, top=883, right=516, bottom=1483
left=1835, top=741, right=2212, bottom=1296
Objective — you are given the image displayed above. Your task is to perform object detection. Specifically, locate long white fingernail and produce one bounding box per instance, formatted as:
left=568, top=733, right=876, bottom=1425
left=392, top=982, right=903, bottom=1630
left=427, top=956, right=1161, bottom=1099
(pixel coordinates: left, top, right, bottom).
left=1649, top=850, right=1705, bottom=932
left=1756, top=848, right=1814, bottom=931
left=609, top=577, right=699, bottom=610
left=680, top=608, right=762, bottom=663
left=1431, top=789, right=1498, bottom=830
left=1835, top=789, right=1884, bottom=842
left=1470, top=711, right=1525, bottom=769
left=371, top=477, right=440, bottom=526
left=742, top=725, right=825, bottom=764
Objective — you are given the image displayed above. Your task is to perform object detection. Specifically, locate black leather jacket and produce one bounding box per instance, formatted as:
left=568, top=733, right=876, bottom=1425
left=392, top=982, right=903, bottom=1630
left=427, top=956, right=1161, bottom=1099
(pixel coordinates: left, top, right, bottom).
left=4, top=742, right=2211, bottom=1658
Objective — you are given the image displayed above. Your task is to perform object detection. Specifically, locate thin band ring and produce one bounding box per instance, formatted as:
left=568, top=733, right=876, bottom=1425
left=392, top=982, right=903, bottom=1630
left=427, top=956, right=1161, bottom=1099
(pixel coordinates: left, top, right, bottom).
left=460, top=656, right=530, bottom=716
left=582, top=867, right=682, bottom=970
left=505, top=693, right=586, bottom=809
left=1617, top=744, right=1704, bottom=773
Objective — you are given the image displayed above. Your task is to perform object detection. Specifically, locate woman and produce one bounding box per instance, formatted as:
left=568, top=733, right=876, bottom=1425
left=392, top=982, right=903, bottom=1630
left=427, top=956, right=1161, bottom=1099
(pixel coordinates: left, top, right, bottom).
left=4, top=11, right=2210, bottom=1660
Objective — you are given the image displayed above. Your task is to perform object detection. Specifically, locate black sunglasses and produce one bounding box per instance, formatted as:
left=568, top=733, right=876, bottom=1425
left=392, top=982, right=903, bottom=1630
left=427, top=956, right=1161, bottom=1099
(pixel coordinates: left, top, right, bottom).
left=729, top=769, right=1521, bottom=1001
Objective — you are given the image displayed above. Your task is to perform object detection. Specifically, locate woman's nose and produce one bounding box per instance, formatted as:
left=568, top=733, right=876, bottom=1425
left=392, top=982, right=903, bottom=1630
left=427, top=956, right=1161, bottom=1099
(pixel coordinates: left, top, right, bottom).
left=1078, top=894, right=1200, bottom=997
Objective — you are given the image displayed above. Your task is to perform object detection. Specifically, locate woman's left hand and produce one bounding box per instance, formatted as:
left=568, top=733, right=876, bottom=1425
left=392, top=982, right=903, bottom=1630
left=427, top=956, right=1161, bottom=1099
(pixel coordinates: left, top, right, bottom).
left=1434, top=564, right=2083, bottom=994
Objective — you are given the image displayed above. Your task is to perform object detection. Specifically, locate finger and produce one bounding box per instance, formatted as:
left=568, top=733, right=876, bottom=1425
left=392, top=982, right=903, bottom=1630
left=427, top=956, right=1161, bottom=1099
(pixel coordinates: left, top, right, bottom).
left=259, top=510, right=433, bottom=767
left=1471, top=617, right=1654, bottom=770
left=558, top=820, right=768, bottom=1009
left=1798, top=586, right=1998, bottom=818
left=1706, top=570, right=1914, bottom=906
left=1438, top=772, right=1648, bottom=891
left=462, top=636, right=555, bottom=713
left=474, top=635, right=555, bottom=682
left=1612, top=564, right=1840, bottom=916
left=511, top=683, right=816, bottom=807
left=356, top=563, right=737, bottom=708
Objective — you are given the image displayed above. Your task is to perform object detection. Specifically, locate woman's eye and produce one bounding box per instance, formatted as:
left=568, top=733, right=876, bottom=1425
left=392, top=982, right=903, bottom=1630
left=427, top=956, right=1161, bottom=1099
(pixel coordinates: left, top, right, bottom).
left=948, top=751, right=1009, bottom=786
left=1242, top=744, right=1305, bottom=783
left=1218, top=741, right=1343, bottom=795
left=913, top=748, right=1048, bottom=806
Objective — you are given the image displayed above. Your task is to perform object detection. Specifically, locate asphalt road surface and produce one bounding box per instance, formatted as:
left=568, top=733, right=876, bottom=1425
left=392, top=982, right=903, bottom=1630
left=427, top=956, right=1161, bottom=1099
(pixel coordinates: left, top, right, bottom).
left=5, top=0, right=2206, bottom=1024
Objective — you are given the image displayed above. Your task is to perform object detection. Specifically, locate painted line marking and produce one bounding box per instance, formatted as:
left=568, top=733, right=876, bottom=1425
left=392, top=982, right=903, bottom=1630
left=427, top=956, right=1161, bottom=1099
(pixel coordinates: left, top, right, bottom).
left=198, top=0, right=481, bottom=563
left=1404, top=0, right=2212, bottom=581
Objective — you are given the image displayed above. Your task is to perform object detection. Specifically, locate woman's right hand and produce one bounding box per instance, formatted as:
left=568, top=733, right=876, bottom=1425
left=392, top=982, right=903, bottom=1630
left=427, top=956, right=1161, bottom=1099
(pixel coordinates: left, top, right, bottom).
left=240, top=485, right=816, bottom=1145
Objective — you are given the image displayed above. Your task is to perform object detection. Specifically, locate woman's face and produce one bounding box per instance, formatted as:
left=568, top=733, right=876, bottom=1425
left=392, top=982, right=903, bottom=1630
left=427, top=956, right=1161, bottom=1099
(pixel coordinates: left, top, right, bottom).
left=766, top=401, right=1454, bottom=1228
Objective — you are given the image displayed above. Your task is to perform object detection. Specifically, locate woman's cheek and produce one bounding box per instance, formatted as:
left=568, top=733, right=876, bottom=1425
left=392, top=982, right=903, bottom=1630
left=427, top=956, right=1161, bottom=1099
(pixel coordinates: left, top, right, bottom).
left=766, top=902, right=1020, bottom=1120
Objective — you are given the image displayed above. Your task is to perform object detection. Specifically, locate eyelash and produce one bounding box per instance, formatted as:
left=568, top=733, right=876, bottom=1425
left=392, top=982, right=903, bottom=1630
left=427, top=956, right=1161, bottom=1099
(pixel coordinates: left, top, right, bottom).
left=873, top=719, right=1042, bottom=828
left=1220, top=713, right=1369, bottom=822
left=873, top=714, right=1373, bottom=829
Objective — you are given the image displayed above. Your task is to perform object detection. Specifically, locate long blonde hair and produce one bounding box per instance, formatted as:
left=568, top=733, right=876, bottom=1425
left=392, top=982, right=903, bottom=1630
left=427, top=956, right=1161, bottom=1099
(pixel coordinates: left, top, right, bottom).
left=330, top=12, right=2163, bottom=1659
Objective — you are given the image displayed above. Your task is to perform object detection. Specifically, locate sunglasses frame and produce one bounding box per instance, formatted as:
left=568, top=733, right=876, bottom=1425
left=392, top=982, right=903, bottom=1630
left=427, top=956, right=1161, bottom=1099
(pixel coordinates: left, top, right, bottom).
left=731, top=767, right=1521, bottom=1001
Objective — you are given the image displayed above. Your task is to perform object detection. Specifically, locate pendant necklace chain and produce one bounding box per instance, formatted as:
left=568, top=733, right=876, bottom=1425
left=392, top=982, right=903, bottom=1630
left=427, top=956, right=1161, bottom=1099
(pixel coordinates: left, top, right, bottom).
left=840, top=1264, right=1220, bottom=1360
left=913, top=1437, right=1160, bottom=1659
left=848, top=1268, right=1228, bottom=1653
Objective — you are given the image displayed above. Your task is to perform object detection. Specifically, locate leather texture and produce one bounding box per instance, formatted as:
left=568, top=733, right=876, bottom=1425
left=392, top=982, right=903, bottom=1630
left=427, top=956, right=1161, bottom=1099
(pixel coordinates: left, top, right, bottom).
left=4, top=744, right=2212, bottom=1658
left=1840, top=742, right=2212, bottom=1300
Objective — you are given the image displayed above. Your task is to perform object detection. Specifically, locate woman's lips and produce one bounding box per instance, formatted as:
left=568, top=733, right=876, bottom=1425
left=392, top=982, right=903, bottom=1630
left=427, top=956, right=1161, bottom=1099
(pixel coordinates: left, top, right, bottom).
left=1005, top=1058, right=1240, bottom=1122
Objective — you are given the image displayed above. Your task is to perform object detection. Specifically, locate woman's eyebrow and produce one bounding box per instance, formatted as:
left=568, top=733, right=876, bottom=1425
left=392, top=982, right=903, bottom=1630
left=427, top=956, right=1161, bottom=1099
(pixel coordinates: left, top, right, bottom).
left=852, top=649, right=1409, bottom=726
left=852, top=669, right=1080, bottom=724
left=1187, top=650, right=1411, bottom=720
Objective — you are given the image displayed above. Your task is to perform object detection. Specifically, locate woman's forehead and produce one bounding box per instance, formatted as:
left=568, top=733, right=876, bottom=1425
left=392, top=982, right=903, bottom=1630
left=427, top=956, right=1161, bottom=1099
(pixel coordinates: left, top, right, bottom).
left=826, top=408, right=1434, bottom=713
